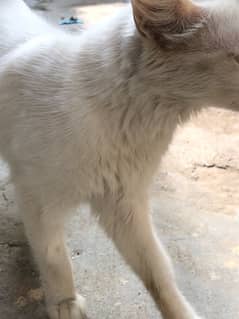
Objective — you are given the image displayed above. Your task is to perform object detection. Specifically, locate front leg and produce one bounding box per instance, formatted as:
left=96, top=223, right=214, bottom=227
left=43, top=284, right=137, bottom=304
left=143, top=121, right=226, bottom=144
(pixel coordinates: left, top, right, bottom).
left=92, top=194, right=203, bottom=319
left=17, top=192, right=87, bottom=319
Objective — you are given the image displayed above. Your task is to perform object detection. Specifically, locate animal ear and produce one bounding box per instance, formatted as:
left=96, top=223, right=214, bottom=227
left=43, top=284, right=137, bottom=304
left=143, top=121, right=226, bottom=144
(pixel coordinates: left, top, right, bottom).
left=132, top=0, right=203, bottom=48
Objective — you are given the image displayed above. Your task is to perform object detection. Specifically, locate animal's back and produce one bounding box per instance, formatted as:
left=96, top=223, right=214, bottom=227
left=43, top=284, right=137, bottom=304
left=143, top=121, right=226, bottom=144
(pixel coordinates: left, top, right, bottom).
left=0, top=0, right=53, bottom=58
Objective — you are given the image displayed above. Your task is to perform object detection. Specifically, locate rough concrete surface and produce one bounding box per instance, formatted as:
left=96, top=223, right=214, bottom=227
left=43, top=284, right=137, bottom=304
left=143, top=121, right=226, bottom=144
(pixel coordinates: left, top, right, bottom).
left=0, top=1, right=239, bottom=319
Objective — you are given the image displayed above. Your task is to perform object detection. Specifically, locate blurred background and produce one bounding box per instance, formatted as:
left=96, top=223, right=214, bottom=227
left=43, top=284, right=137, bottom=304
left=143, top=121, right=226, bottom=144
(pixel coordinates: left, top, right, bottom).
left=0, top=1, right=238, bottom=319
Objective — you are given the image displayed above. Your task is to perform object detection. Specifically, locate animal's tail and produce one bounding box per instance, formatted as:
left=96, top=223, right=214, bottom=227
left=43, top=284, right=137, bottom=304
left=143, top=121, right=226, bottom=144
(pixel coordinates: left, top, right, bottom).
left=0, top=0, right=51, bottom=58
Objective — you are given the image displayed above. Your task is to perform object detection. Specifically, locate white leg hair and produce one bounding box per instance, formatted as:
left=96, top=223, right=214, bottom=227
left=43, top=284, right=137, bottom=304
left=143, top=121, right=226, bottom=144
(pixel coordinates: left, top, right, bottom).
left=16, top=187, right=87, bottom=319
left=92, top=194, right=202, bottom=319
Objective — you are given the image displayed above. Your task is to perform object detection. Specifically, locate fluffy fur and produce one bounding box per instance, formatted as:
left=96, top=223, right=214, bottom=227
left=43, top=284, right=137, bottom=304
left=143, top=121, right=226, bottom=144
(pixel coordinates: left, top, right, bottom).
left=0, top=0, right=238, bottom=318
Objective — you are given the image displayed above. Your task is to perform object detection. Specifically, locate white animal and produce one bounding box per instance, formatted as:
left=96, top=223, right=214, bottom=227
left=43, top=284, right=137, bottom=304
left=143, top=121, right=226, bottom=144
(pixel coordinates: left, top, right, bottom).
left=0, top=0, right=238, bottom=318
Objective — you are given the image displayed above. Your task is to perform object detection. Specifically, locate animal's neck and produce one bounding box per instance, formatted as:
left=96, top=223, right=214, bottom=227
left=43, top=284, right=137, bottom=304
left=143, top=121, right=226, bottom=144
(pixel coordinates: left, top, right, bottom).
left=98, top=40, right=193, bottom=157
left=74, top=11, right=197, bottom=163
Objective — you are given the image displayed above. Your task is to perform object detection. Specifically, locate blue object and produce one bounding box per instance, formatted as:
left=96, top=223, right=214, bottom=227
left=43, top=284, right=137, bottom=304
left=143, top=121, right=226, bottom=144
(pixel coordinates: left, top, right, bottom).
left=59, top=16, right=83, bottom=25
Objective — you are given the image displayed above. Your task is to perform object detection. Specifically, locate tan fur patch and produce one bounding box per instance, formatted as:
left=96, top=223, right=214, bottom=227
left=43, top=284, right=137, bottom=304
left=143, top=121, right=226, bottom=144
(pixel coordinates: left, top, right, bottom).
left=132, top=0, right=202, bottom=47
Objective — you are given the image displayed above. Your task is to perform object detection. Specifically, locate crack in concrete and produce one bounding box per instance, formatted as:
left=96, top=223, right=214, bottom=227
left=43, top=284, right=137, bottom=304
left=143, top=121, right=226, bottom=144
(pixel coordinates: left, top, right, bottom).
left=195, top=163, right=239, bottom=172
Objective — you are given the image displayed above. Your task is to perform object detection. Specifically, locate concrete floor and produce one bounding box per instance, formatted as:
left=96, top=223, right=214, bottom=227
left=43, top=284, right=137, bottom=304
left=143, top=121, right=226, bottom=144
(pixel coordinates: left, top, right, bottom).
left=0, top=1, right=239, bottom=319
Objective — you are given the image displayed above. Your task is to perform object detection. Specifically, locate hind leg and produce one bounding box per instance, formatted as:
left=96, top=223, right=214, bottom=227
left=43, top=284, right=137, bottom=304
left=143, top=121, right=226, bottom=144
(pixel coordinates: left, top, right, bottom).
left=92, top=195, right=202, bottom=319
left=17, top=189, right=87, bottom=319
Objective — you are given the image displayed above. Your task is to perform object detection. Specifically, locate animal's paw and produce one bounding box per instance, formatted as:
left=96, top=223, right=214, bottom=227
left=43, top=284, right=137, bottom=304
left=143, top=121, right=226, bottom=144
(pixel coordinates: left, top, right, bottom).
left=48, top=294, right=88, bottom=319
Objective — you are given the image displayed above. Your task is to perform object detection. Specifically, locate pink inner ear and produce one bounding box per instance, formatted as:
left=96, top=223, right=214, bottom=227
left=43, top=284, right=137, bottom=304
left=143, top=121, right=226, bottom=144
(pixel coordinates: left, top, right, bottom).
left=132, top=0, right=202, bottom=45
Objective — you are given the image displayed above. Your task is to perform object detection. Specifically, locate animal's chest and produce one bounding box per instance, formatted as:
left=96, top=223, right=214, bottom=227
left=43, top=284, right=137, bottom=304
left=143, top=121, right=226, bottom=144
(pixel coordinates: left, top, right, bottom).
left=96, top=139, right=161, bottom=196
